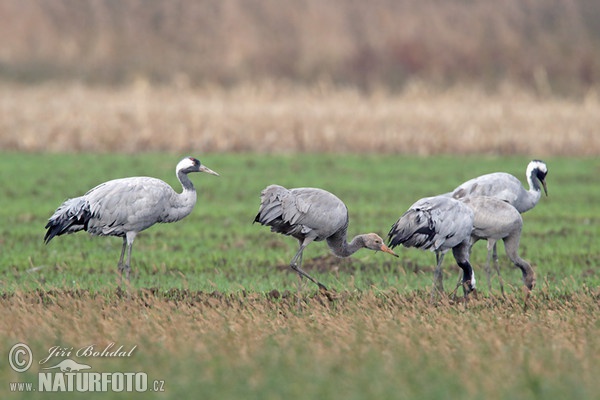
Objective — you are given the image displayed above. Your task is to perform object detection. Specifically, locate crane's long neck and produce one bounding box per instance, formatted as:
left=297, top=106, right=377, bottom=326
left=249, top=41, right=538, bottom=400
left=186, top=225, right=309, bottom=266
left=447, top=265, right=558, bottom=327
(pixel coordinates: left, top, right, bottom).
left=326, top=228, right=366, bottom=258
left=162, top=171, right=197, bottom=223
left=525, top=169, right=543, bottom=207
left=526, top=170, right=542, bottom=195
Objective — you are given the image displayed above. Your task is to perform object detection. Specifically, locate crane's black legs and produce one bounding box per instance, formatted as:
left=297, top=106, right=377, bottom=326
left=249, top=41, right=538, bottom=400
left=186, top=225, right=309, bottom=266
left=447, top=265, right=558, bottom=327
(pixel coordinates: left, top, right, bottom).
left=453, top=243, right=476, bottom=298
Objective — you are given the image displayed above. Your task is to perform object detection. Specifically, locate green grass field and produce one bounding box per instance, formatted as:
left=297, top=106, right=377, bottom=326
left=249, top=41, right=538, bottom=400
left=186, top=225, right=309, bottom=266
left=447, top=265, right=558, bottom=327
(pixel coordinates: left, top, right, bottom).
left=1, top=153, right=599, bottom=399
left=1, top=153, right=598, bottom=293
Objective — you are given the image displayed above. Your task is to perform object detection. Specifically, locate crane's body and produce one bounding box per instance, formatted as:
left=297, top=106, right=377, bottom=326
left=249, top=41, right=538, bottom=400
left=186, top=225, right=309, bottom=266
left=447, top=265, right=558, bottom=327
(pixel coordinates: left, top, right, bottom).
left=44, top=157, right=219, bottom=282
left=254, top=185, right=397, bottom=291
left=460, top=196, right=535, bottom=293
left=451, top=160, right=547, bottom=292
left=452, top=160, right=548, bottom=213
left=388, top=196, right=476, bottom=296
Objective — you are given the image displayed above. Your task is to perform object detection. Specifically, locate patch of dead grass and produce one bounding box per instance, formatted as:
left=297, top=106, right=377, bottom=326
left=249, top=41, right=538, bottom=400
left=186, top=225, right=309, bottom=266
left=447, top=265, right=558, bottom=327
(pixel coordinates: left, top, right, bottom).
left=1, top=82, right=599, bottom=156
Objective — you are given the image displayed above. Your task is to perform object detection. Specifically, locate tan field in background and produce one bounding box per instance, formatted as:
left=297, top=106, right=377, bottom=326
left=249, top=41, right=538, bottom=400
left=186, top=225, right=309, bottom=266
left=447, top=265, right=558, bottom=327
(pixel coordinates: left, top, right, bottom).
left=1, top=82, right=599, bottom=156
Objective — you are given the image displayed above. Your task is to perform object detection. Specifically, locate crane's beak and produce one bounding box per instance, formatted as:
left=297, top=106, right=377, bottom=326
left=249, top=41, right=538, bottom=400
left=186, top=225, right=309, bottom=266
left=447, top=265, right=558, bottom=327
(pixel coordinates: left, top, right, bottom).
left=541, top=178, right=548, bottom=196
left=380, top=244, right=398, bottom=257
left=200, top=165, right=219, bottom=176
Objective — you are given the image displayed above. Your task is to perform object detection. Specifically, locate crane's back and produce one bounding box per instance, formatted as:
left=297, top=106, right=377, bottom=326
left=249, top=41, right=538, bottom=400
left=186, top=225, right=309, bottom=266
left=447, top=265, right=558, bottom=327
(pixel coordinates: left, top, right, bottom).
left=255, top=185, right=349, bottom=241
left=460, top=196, right=522, bottom=241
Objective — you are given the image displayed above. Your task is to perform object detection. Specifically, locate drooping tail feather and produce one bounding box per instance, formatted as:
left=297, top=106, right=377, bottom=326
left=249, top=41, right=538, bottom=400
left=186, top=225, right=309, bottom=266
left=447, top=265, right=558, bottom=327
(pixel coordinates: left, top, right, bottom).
left=387, top=209, right=436, bottom=250
left=44, top=197, right=91, bottom=244
left=254, top=185, right=305, bottom=237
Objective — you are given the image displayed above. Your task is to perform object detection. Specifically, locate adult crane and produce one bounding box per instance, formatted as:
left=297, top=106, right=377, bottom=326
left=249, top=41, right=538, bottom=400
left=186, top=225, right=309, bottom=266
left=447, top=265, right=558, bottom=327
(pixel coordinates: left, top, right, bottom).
left=254, top=184, right=398, bottom=291
left=451, top=159, right=549, bottom=212
left=44, top=157, right=219, bottom=282
left=451, top=159, right=547, bottom=290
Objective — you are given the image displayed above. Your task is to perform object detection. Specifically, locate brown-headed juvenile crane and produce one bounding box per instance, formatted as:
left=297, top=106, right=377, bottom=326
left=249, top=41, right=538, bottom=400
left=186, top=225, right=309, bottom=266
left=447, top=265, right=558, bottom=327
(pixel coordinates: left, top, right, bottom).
left=254, top=185, right=398, bottom=291
left=387, top=196, right=476, bottom=297
left=459, top=196, right=535, bottom=295
left=44, top=157, right=219, bottom=282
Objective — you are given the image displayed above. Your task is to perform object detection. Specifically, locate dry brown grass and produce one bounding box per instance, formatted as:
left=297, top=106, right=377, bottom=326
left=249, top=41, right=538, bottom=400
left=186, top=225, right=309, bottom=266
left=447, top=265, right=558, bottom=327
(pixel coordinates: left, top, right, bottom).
left=2, top=288, right=599, bottom=396
left=1, top=82, right=599, bottom=156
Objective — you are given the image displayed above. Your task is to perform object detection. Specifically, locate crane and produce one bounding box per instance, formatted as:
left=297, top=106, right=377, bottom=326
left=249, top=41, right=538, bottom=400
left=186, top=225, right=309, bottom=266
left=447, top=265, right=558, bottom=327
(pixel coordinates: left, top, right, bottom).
left=459, top=196, right=535, bottom=295
left=451, top=159, right=549, bottom=213
left=451, top=159, right=547, bottom=290
left=387, top=196, right=476, bottom=298
left=44, top=157, right=219, bottom=282
left=254, top=184, right=398, bottom=292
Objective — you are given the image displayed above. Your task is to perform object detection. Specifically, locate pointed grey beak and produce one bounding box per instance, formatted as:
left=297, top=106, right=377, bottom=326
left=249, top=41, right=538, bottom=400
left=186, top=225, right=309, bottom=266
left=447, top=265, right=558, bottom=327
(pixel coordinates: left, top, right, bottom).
left=541, top=178, right=548, bottom=196
left=200, top=165, right=219, bottom=176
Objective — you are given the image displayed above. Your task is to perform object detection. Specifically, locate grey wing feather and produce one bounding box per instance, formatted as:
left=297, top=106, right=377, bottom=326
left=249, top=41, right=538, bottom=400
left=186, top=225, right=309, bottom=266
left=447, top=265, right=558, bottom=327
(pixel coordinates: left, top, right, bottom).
left=254, top=185, right=304, bottom=237
left=388, top=196, right=473, bottom=252
left=85, top=177, right=174, bottom=235
left=452, top=173, right=521, bottom=204
left=254, top=185, right=347, bottom=240
left=44, top=196, right=91, bottom=243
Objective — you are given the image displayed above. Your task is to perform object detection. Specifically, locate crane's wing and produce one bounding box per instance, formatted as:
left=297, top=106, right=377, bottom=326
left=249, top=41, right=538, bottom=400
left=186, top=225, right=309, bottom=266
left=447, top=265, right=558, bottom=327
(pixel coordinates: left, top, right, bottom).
left=388, top=196, right=473, bottom=252
left=254, top=185, right=347, bottom=239
left=85, top=177, right=174, bottom=235
left=452, top=172, right=521, bottom=205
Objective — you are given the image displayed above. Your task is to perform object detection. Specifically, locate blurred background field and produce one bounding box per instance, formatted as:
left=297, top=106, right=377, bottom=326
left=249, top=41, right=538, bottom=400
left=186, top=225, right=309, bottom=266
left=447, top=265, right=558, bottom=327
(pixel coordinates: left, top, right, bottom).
left=2, top=0, right=600, bottom=95
left=1, top=82, right=599, bottom=155
left=0, top=0, right=599, bottom=156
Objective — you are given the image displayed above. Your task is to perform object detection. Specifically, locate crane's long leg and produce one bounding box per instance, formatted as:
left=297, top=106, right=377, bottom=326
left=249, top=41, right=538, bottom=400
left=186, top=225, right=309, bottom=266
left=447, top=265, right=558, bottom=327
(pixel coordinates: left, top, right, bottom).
left=118, top=232, right=136, bottom=285
left=485, top=242, right=493, bottom=293
left=431, top=251, right=445, bottom=301
left=290, top=240, right=328, bottom=291
left=124, top=242, right=133, bottom=282
left=117, top=238, right=127, bottom=285
left=492, top=243, right=505, bottom=297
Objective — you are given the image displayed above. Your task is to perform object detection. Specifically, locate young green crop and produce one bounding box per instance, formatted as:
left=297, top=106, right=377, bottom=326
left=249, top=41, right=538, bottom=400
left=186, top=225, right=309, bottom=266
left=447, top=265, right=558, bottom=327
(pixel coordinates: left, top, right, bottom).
left=0, top=153, right=598, bottom=295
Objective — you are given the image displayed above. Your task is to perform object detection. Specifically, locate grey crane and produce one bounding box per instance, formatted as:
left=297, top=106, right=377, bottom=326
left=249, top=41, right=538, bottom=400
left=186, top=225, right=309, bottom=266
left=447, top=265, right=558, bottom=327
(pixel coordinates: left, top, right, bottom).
left=44, top=157, right=219, bottom=282
left=387, top=196, right=476, bottom=297
left=451, top=159, right=547, bottom=289
left=451, top=159, right=548, bottom=213
left=254, top=184, right=398, bottom=291
left=459, top=196, right=535, bottom=294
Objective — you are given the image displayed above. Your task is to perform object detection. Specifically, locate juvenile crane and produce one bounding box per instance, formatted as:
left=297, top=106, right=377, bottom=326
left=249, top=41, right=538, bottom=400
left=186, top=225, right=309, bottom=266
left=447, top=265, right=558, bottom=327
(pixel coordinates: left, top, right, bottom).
left=254, top=185, right=398, bottom=291
left=44, top=157, right=219, bottom=282
left=387, top=196, right=476, bottom=297
left=459, top=196, right=535, bottom=294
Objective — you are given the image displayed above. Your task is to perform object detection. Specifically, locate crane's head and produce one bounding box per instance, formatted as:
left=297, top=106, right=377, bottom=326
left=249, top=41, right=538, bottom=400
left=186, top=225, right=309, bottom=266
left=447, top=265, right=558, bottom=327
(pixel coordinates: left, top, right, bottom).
left=528, top=159, right=548, bottom=196
left=177, top=157, right=219, bottom=176
left=363, top=233, right=398, bottom=257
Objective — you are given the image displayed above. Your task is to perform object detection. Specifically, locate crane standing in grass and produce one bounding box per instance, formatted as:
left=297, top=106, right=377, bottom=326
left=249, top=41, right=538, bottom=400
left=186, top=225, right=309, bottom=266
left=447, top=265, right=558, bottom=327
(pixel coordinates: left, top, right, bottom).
left=459, top=196, right=535, bottom=295
left=44, top=157, right=219, bottom=283
left=254, top=184, right=398, bottom=293
left=387, top=195, right=476, bottom=298
left=451, top=159, right=547, bottom=291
